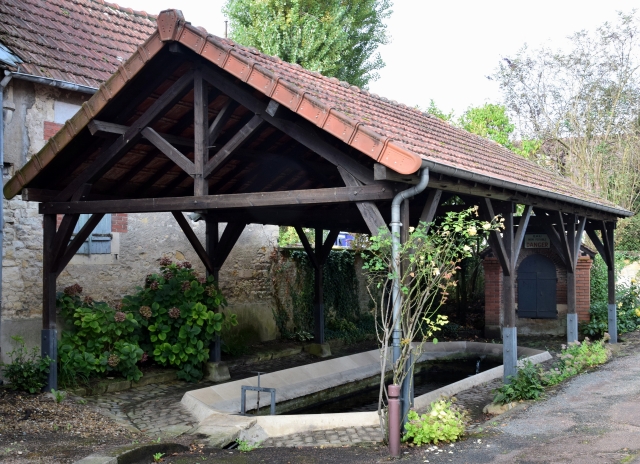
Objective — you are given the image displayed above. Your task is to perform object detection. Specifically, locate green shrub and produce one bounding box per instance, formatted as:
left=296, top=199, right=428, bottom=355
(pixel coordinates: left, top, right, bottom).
left=57, top=289, right=144, bottom=383
left=493, top=359, right=545, bottom=404
left=122, top=259, right=236, bottom=382
left=541, top=338, right=609, bottom=386
left=57, top=259, right=236, bottom=384
left=403, top=398, right=468, bottom=445
left=0, top=336, right=52, bottom=394
left=616, top=215, right=640, bottom=251
left=583, top=279, right=640, bottom=337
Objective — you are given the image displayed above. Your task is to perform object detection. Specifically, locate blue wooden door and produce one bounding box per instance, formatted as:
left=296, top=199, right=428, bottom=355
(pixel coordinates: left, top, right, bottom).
left=517, top=254, right=557, bottom=319
left=72, top=214, right=111, bottom=254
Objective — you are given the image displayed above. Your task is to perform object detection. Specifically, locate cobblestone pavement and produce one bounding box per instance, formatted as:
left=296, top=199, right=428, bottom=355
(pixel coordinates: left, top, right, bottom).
left=81, top=345, right=499, bottom=446
left=262, top=426, right=384, bottom=447
left=82, top=351, right=354, bottom=439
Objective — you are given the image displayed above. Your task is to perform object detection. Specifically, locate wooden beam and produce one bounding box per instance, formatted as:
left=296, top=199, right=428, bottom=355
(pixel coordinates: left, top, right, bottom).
left=40, top=185, right=396, bottom=214
left=337, top=166, right=389, bottom=236
left=419, top=188, right=443, bottom=228
left=512, top=204, right=532, bottom=266
left=575, top=216, right=586, bottom=261
left=203, top=114, right=264, bottom=178
left=201, top=67, right=377, bottom=186
left=374, top=164, right=420, bottom=184
left=213, top=222, right=246, bottom=269
left=553, top=211, right=574, bottom=270
left=171, top=211, right=215, bottom=275
left=55, top=214, right=106, bottom=276
left=55, top=70, right=195, bottom=202
left=320, top=229, right=341, bottom=263
left=209, top=99, right=238, bottom=144
left=142, top=128, right=195, bottom=175
left=480, top=198, right=511, bottom=275
left=194, top=70, right=209, bottom=196
left=295, top=226, right=319, bottom=269
left=600, top=221, right=614, bottom=268
left=88, top=120, right=193, bottom=148
left=586, top=228, right=607, bottom=264
left=50, top=184, right=92, bottom=267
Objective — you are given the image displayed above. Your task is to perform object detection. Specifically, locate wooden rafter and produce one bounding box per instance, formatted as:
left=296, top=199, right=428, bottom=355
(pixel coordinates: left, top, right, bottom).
left=142, top=128, right=195, bottom=175
left=338, top=167, right=388, bottom=235
left=57, top=70, right=195, bottom=202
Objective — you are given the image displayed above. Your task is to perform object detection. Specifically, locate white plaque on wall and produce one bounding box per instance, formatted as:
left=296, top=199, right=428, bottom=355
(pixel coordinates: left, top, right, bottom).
left=524, top=234, right=550, bottom=249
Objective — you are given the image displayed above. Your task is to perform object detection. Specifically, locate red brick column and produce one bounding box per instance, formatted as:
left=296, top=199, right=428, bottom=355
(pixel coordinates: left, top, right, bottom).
left=483, top=256, right=502, bottom=337
left=112, top=213, right=128, bottom=233
left=575, top=256, right=593, bottom=322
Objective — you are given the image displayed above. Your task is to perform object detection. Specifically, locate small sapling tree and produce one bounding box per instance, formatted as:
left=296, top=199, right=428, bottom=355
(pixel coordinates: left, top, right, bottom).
left=362, top=206, right=501, bottom=438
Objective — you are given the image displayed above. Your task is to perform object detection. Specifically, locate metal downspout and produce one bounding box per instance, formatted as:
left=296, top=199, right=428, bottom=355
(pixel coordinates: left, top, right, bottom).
left=390, top=168, right=430, bottom=368
left=0, top=71, right=12, bottom=370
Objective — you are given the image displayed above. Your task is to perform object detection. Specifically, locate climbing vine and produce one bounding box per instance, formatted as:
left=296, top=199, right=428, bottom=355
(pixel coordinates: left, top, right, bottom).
left=269, top=247, right=369, bottom=342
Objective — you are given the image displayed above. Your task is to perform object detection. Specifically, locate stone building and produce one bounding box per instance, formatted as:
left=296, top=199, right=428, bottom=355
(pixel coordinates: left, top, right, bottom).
left=0, top=0, right=277, bottom=367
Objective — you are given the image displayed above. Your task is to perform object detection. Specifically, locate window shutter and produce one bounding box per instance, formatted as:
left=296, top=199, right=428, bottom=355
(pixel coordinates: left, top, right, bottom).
left=72, top=214, right=112, bottom=254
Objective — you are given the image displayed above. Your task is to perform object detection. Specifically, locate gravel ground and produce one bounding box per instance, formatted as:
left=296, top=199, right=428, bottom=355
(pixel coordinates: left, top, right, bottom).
left=0, top=389, right=149, bottom=463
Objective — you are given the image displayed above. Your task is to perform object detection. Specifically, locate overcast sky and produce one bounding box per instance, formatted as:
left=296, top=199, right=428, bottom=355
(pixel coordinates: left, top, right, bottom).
left=124, top=0, right=638, bottom=116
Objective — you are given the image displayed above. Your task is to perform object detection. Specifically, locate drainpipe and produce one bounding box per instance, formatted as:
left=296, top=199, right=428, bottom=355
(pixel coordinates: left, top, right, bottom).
left=0, top=70, right=13, bottom=369
left=390, top=168, right=429, bottom=367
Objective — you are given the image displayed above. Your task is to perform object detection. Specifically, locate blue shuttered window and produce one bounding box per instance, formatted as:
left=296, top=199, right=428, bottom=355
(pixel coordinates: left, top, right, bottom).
left=72, top=214, right=112, bottom=254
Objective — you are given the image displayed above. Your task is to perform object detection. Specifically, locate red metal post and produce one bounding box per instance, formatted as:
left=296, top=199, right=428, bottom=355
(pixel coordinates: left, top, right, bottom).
left=388, top=384, right=401, bottom=457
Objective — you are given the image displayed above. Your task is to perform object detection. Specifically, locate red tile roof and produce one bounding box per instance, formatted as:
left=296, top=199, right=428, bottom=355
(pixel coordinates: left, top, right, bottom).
left=2, top=9, right=632, bottom=218
left=0, top=0, right=156, bottom=88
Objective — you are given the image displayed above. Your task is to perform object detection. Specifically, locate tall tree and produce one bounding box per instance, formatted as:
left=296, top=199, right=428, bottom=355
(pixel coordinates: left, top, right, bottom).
left=492, top=11, right=640, bottom=211
left=223, top=0, right=392, bottom=88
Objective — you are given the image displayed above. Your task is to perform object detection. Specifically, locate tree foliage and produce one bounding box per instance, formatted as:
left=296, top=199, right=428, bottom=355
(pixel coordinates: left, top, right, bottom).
left=492, top=11, right=640, bottom=211
left=223, top=0, right=392, bottom=88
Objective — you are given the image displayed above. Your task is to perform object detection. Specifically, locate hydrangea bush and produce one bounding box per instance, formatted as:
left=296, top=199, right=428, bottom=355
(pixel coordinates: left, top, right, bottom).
left=57, top=259, right=235, bottom=384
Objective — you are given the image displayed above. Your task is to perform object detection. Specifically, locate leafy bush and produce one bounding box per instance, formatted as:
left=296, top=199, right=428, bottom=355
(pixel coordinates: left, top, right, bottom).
left=616, top=215, right=640, bottom=251
left=583, top=278, right=640, bottom=337
left=0, top=336, right=52, bottom=393
left=541, top=338, right=609, bottom=386
left=122, top=259, right=236, bottom=382
left=403, top=398, right=468, bottom=445
left=493, top=359, right=545, bottom=404
left=58, top=288, right=144, bottom=383
left=57, top=259, right=236, bottom=384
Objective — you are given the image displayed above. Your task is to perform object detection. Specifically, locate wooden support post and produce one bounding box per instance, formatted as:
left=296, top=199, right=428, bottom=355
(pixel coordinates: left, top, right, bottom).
left=481, top=199, right=516, bottom=383
left=295, top=227, right=340, bottom=346
left=603, top=222, right=617, bottom=343
left=337, top=166, right=389, bottom=236
left=566, top=214, right=578, bottom=342
left=205, top=214, right=221, bottom=362
left=42, top=214, right=58, bottom=391
left=314, top=228, right=325, bottom=345
left=194, top=70, right=209, bottom=196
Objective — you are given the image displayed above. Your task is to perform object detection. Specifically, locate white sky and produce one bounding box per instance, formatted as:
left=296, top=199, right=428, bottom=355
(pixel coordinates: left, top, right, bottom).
left=124, top=0, right=638, bottom=116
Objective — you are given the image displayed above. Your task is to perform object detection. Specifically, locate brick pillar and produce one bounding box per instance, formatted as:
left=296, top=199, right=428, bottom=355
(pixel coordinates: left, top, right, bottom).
left=483, top=256, right=503, bottom=338
left=575, top=255, right=593, bottom=323
left=111, top=213, right=128, bottom=233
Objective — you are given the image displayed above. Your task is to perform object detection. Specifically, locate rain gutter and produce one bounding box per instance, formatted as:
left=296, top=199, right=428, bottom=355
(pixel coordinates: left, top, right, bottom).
left=10, top=72, right=97, bottom=95
left=420, top=160, right=632, bottom=218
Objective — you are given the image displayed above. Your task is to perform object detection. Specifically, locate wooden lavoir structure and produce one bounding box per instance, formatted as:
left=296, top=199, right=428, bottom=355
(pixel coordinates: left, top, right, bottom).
left=3, top=10, right=631, bottom=389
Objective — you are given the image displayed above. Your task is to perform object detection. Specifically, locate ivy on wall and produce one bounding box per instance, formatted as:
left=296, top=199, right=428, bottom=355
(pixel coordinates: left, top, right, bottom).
left=269, top=248, right=370, bottom=342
